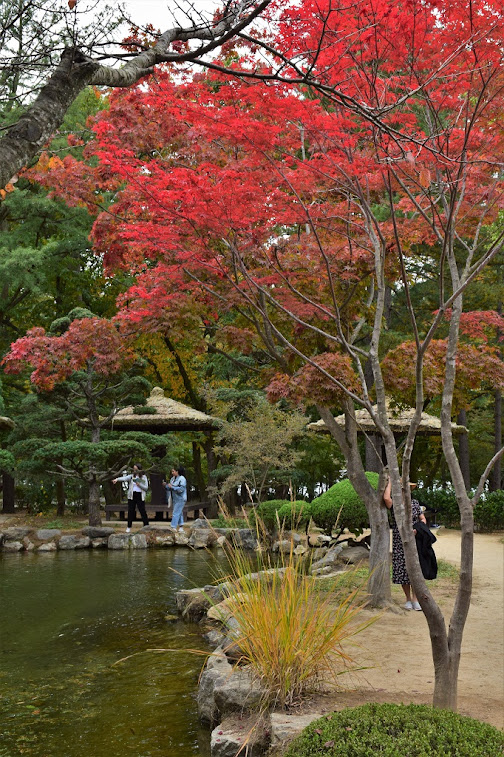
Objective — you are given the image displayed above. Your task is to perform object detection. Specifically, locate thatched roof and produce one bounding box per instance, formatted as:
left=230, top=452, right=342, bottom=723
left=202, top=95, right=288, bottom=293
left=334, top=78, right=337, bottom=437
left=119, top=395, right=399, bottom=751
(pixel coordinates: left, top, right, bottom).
left=307, top=404, right=467, bottom=436
left=110, top=387, right=220, bottom=432
left=0, top=415, right=15, bottom=430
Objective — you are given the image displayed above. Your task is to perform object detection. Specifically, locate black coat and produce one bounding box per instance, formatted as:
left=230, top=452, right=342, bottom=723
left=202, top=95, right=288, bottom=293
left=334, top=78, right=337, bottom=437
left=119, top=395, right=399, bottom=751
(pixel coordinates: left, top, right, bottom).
left=413, top=521, right=438, bottom=580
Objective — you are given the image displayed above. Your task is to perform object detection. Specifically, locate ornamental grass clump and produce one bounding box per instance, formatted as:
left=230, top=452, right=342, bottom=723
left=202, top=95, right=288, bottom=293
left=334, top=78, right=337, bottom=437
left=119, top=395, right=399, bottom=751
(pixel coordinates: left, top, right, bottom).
left=219, top=523, right=374, bottom=709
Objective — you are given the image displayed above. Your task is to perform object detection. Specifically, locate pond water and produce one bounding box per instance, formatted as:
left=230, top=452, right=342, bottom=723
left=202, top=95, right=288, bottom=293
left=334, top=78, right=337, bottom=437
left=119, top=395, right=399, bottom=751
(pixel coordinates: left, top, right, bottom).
left=0, top=549, right=227, bottom=757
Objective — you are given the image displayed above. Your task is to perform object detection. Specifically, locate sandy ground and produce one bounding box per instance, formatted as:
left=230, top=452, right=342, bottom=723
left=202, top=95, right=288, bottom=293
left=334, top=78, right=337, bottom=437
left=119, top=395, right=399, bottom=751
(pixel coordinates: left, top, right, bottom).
left=324, top=531, right=504, bottom=728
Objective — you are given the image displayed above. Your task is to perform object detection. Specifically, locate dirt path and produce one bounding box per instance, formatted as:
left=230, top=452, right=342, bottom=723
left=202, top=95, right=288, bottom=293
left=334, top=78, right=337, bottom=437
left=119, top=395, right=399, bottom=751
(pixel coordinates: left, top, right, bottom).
left=329, top=531, right=504, bottom=728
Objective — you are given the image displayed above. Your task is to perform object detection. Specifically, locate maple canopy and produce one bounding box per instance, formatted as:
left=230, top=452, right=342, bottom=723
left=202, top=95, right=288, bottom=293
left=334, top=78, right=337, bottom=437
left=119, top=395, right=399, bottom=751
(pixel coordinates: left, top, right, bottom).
left=27, top=0, right=504, bottom=408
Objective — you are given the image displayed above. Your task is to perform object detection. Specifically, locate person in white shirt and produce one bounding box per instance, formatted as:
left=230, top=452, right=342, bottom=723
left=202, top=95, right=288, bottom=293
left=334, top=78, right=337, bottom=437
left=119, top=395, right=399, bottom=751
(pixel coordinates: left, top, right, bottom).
left=113, top=464, right=149, bottom=533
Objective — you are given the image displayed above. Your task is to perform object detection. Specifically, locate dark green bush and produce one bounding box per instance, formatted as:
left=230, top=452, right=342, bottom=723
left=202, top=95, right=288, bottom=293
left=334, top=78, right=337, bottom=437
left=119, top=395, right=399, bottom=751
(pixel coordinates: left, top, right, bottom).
left=310, top=472, right=378, bottom=536
left=416, top=487, right=459, bottom=527
left=285, top=703, right=504, bottom=757
left=277, top=500, right=312, bottom=530
left=255, top=499, right=289, bottom=529
left=133, top=405, right=158, bottom=415
left=474, top=490, right=504, bottom=531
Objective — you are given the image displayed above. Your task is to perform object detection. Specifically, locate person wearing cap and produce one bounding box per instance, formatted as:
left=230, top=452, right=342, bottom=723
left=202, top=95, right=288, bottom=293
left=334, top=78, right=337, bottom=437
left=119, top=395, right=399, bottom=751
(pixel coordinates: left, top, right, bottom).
left=383, top=479, right=427, bottom=611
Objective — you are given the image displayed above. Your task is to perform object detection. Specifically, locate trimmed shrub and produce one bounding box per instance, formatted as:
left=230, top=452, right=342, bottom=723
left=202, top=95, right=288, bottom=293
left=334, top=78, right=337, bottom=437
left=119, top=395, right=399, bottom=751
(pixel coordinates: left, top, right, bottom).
left=277, top=500, right=312, bottom=530
left=255, top=499, right=289, bottom=529
left=284, top=703, right=504, bottom=757
left=310, top=472, right=378, bottom=536
left=474, top=490, right=504, bottom=531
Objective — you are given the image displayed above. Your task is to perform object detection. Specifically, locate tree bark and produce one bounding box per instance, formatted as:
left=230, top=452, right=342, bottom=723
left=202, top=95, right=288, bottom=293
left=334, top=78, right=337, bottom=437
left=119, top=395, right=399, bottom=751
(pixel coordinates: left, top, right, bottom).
left=2, top=473, right=15, bottom=513
left=88, top=477, right=102, bottom=527
left=457, top=409, right=470, bottom=490
left=490, top=391, right=502, bottom=491
left=56, top=477, right=66, bottom=516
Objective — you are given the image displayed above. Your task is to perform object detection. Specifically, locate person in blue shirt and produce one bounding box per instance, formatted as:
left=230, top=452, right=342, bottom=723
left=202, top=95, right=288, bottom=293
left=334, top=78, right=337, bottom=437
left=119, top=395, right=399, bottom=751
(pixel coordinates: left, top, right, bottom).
left=165, top=465, right=187, bottom=532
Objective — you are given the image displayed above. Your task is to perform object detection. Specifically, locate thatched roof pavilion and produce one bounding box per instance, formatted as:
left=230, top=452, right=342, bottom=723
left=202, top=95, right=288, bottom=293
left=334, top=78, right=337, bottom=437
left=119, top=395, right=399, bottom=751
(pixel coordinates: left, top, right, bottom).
left=109, top=387, right=219, bottom=510
left=111, top=386, right=220, bottom=433
left=307, top=404, right=467, bottom=436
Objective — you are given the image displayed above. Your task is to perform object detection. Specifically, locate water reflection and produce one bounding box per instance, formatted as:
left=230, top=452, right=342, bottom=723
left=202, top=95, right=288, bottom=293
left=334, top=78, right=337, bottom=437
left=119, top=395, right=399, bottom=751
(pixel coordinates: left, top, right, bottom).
left=0, top=549, right=224, bottom=757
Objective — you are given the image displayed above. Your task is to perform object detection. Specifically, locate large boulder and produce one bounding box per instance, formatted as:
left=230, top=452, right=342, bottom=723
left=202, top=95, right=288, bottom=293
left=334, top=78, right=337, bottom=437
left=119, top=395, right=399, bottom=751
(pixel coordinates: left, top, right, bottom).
left=310, top=543, right=344, bottom=575
left=59, top=535, right=91, bottom=550
left=36, top=541, right=57, bottom=552
left=108, top=533, right=131, bottom=550
left=3, top=540, right=24, bottom=552
left=338, top=544, right=370, bottom=564
left=269, top=712, right=324, bottom=749
left=213, top=668, right=267, bottom=716
left=82, top=526, right=114, bottom=539
left=211, top=715, right=270, bottom=757
left=174, top=530, right=189, bottom=546
left=5, top=527, right=32, bottom=540
left=91, top=537, right=109, bottom=549
left=198, top=651, right=234, bottom=725
left=176, top=588, right=213, bottom=622
left=188, top=528, right=217, bottom=549
left=130, top=534, right=148, bottom=549
left=34, top=528, right=62, bottom=541
left=226, top=529, right=258, bottom=551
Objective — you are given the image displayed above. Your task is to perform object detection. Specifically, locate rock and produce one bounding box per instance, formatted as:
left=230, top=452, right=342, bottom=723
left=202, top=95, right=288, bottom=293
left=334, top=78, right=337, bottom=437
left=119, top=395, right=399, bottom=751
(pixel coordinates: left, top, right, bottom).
left=213, top=668, right=267, bottom=716
left=34, top=528, right=61, bottom=541
left=310, top=543, right=344, bottom=574
left=5, top=527, right=32, bottom=540
left=204, top=628, right=228, bottom=648
left=0, top=532, right=4, bottom=547
left=3, top=540, right=24, bottom=552
left=308, top=533, right=332, bottom=547
left=23, top=537, right=35, bottom=552
left=189, top=528, right=217, bottom=549
left=207, top=594, right=248, bottom=623
left=206, top=647, right=233, bottom=673
left=211, top=715, right=270, bottom=757
left=108, top=533, right=131, bottom=550
left=216, top=535, right=227, bottom=547
left=269, top=712, right=325, bottom=748
left=198, top=667, right=229, bottom=724
left=130, top=534, right=148, bottom=549
left=272, top=539, right=293, bottom=553
left=154, top=532, right=176, bottom=547
left=59, top=535, right=91, bottom=550
left=226, top=529, right=258, bottom=551
left=81, top=526, right=114, bottom=538
left=339, top=545, right=370, bottom=563
left=192, top=518, right=210, bottom=529
left=176, top=588, right=213, bottom=622
left=174, top=530, right=189, bottom=546
left=36, top=541, right=57, bottom=552
left=91, top=537, right=109, bottom=549
left=294, top=544, right=308, bottom=556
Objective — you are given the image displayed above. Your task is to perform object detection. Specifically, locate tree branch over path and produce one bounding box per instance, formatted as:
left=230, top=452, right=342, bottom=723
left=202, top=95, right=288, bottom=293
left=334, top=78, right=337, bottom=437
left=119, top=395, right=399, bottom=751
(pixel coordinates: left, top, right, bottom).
left=0, top=0, right=272, bottom=189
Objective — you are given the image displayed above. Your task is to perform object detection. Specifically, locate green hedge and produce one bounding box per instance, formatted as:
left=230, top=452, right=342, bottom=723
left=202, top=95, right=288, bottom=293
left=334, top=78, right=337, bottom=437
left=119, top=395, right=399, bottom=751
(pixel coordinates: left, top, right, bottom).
left=310, top=472, right=378, bottom=536
left=255, top=499, right=289, bottom=529
left=285, top=703, right=504, bottom=757
left=277, top=500, right=312, bottom=530
left=417, top=488, right=504, bottom=531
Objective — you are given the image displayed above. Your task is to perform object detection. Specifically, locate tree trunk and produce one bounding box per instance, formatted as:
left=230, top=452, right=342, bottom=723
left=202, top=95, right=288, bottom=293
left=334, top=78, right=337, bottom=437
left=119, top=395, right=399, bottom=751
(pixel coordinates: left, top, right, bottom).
left=367, top=501, right=392, bottom=607
left=56, top=477, right=66, bottom=516
left=2, top=473, right=15, bottom=513
left=457, top=409, right=470, bottom=490
left=490, top=391, right=502, bottom=491
left=88, top=478, right=102, bottom=526
left=192, top=441, right=206, bottom=499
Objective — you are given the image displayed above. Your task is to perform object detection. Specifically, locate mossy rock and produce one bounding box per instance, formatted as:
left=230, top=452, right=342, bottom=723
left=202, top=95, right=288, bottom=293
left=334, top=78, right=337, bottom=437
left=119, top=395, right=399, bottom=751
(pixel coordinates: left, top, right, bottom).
left=310, top=472, right=378, bottom=536
left=284, top=703, right=504, bottom=756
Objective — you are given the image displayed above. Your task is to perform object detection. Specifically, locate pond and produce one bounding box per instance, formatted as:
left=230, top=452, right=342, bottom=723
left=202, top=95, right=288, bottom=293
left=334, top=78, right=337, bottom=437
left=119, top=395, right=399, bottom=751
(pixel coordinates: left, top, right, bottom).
left=0, top=548, right=226, bottom=757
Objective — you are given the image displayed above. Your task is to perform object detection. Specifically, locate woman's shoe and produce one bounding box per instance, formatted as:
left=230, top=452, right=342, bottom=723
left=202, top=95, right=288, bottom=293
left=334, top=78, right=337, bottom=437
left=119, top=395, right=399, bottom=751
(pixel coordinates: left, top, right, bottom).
left=412, top=601, right=422, bottom=611
left=404, top=601, right=413, bottom=610
left=126, top=527, right=131, bottom=533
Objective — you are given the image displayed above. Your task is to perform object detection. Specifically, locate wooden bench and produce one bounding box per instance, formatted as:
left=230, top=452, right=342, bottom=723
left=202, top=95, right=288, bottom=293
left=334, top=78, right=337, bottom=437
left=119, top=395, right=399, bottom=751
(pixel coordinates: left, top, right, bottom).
left=104, top=501, right=212, bottom=522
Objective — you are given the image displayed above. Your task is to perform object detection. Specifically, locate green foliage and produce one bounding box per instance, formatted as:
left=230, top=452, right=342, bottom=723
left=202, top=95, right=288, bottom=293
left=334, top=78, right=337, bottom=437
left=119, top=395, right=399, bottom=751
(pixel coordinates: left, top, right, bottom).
left=277, top=500, right=312, bottom=530
left=33, top=439, right=150, bottom=481
left=210, top=514, right=249, bottom=529
left=474, top=490, right=504, bottom=531
left=310, top=472, right=378, bottom=536
left=133, top=405, right=157, bottom=415
left=0, top=449, right=15, bottom=474
left=416, top=487, right=459, bottom=527
left=284, top=703, right=504, bottom=756
left=255, top=499, right=289, bottom=529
